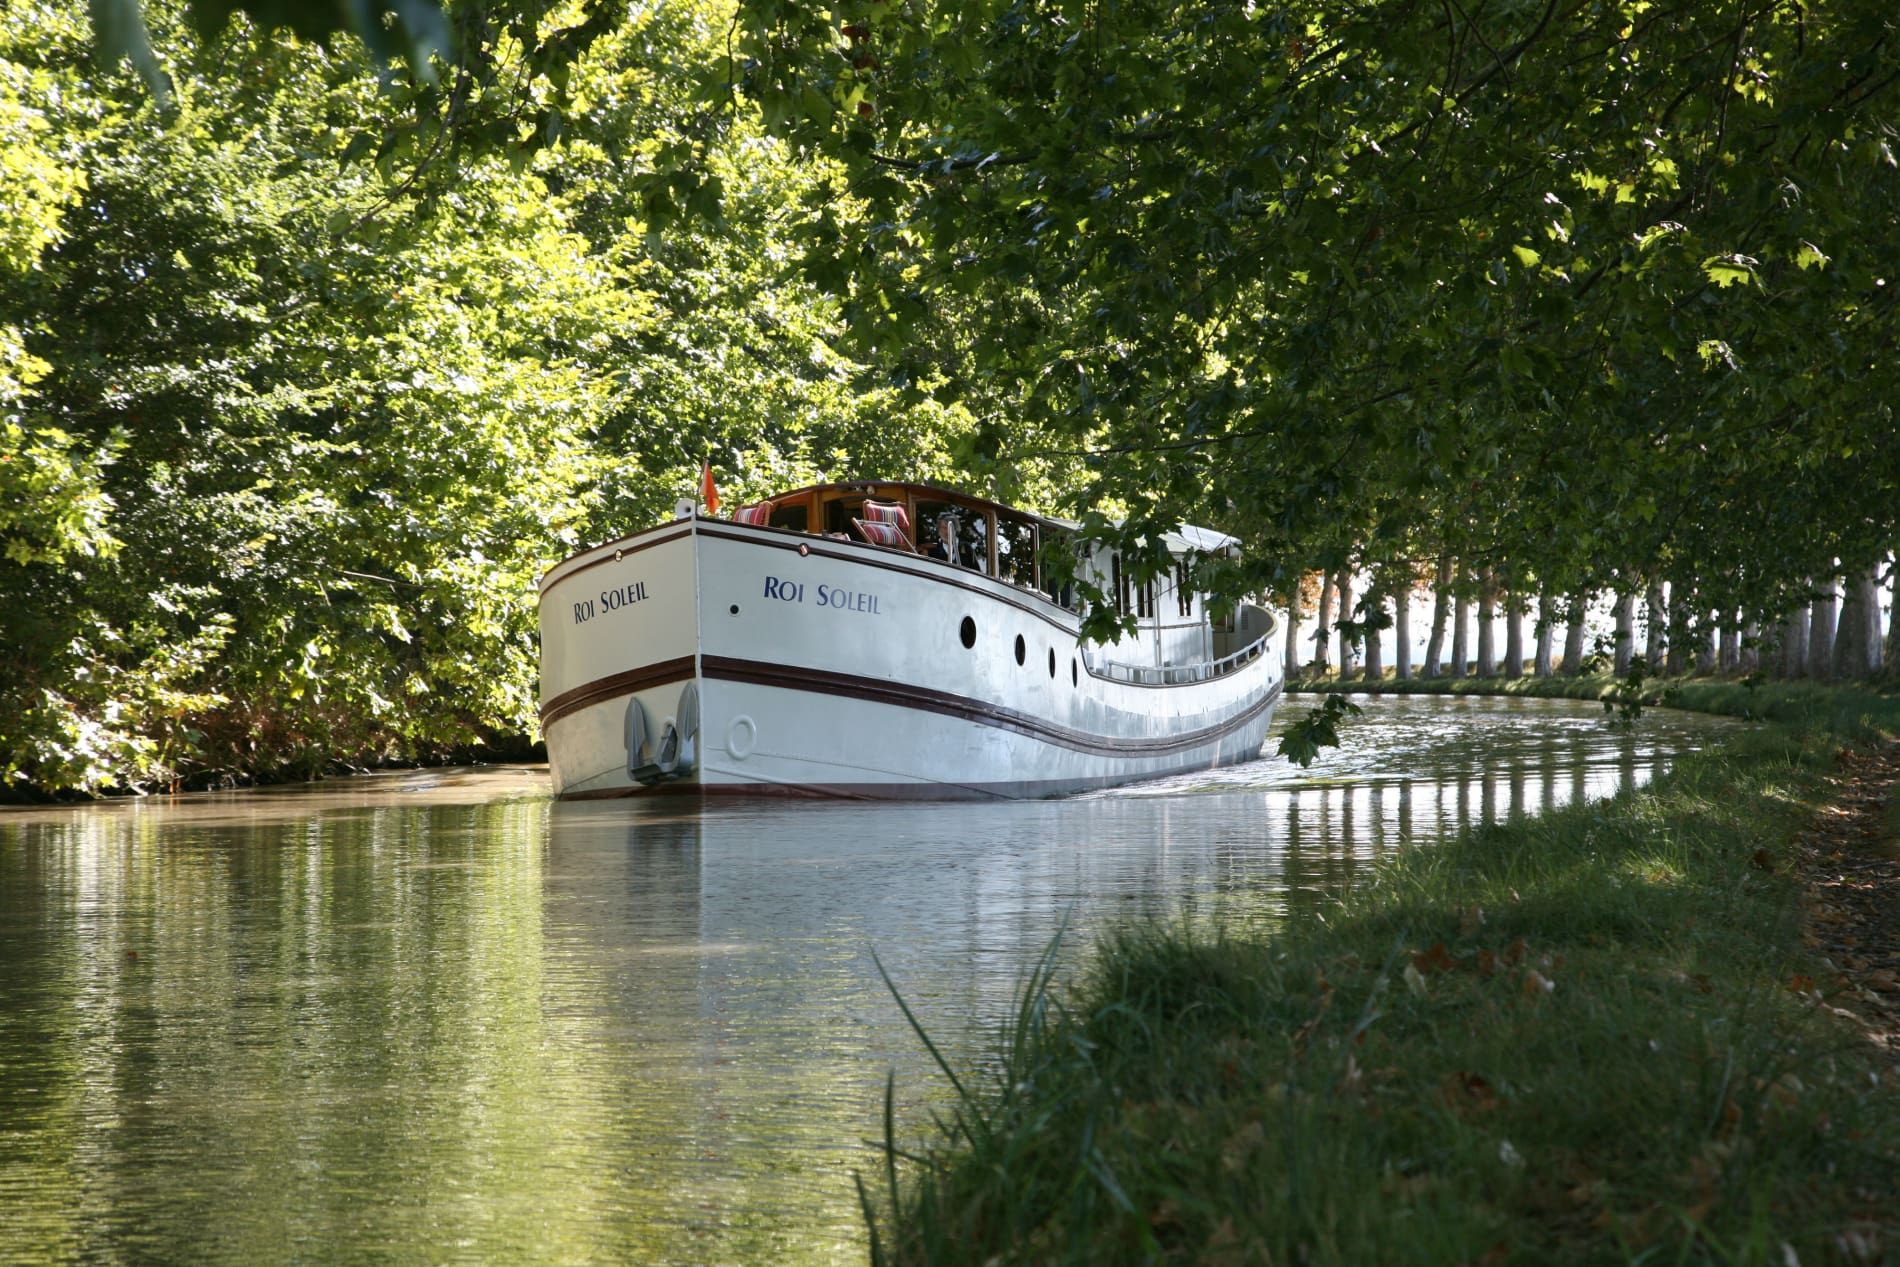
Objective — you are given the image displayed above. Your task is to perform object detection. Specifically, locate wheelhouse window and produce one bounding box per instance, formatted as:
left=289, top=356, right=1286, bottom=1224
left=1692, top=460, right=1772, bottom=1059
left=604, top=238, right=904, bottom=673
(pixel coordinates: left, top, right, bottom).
left=1039, top=527, right=1078, bottom=610
left=996, top=514, right=1037, bottom=590
left=821, top=494, right=868, bottom=537
left=917, top=498, right=991, bottom=572
left=769, top=499, right=810, bottom=532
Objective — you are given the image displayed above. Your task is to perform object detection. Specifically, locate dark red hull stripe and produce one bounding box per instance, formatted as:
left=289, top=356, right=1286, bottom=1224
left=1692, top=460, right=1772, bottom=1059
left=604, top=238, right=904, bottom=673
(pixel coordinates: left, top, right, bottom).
left=701, top=656, right=1280, bottom=757
left=539, top=655, right=696, bottom=729
left=544, top=651, right=1279, bottom=759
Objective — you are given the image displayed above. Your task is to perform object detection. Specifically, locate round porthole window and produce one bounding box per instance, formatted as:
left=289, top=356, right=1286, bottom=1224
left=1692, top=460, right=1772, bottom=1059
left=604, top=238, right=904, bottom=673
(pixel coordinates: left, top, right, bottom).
left=1014, top=634, right=1026, bottom=665
left=1048, top=647, right=1056, bottom=678
left=960, top=616, right=977, bottom=649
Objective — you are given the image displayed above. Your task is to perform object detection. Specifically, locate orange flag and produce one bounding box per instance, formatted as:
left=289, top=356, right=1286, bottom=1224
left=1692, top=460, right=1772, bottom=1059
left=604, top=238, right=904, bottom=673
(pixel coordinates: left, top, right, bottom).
left=700, top=459, right=719, bottom=515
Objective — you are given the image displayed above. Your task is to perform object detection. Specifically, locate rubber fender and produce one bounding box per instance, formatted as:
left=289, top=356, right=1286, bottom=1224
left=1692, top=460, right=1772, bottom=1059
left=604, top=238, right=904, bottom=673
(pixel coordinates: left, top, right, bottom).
left=654, top=721, right=680, bottom=774
left=674, top=681, right=699, bottom=774
left=624, top=695, right=651, bottom=775
left=676, top=679, right=700, bottom=741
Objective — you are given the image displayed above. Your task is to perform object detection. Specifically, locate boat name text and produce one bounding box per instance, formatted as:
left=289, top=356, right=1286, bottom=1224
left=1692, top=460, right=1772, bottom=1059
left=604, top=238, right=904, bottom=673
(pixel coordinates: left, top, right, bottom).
left=763, top=576, right=884, bottom=615
left=572, top=580, right=650, bottom=625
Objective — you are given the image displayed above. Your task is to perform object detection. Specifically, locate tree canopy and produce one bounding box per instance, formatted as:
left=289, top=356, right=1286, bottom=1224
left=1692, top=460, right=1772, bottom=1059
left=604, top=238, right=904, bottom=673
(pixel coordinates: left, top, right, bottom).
left=4, top=0, right=1896, bottom=792
left=727, top=0, right=1898, bottom=618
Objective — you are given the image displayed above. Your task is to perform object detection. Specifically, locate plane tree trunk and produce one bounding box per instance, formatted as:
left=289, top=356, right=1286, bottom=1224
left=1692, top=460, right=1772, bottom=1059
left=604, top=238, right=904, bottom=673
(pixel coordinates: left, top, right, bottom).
left=1363, top=581, right=1385, bottom=682
left=1423, top=556, right=1452, bottom=678
left=1475, top=567, right=1497, bottom=678
left=1559, top=592, right=1588, bottom=675
left=1809, top=574, right=1838, bottom=679
left=1645, top=583, right=1667, bottom=672
left=1450, top=578, right=1470, bottom=679
left=1613, top=590, right=1634, bottom=674
left=1836, top=565, right=1883, bottom=679
left=1335, top=568, right=1357, bottom=679
left=1780, top=601, right=1808, bottom=678
left=1534, top=590, right=1555, bottom=677
left=1394, top=575, right=1414, bottom=681
left=1503, top=585, right=1525, bottom=679
left=1313, top=571, right=1335, bottom=677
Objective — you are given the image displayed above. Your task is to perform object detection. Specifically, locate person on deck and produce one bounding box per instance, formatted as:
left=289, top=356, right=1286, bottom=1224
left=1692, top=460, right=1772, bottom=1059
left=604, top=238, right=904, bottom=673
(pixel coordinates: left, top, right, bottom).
left=927, top=511, right=962, bottom=566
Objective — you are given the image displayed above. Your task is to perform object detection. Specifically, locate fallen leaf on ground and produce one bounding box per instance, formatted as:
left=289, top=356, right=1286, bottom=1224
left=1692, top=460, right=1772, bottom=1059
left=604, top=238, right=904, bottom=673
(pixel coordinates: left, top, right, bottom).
left=1522, top=969, right=1555, bottom=997
left=1413, top=941, right=1458, bottom=974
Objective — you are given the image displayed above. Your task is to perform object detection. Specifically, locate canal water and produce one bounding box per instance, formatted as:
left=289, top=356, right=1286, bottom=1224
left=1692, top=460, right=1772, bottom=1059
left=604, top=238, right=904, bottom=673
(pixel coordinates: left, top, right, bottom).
left=0, top=696, right=1737, bottom=1266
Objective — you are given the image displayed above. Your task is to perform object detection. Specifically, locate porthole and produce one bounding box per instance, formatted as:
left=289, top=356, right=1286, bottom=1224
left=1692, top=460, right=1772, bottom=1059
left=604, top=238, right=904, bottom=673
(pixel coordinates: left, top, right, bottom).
left=1072, top=659, right=1079, bottom=686
left=1048, top=647, right=1056, bottom=678
left=1014, top=634, right=1026, bottom=665
left=729, top=604, right=740, bottom=615
left=960, top=616, right=976, bottom=649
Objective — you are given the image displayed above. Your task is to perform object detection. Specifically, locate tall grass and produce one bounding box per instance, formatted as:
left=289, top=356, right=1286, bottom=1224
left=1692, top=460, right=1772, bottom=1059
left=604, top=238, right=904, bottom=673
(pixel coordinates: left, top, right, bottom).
left=867, top=694, right=1900, bottom=1265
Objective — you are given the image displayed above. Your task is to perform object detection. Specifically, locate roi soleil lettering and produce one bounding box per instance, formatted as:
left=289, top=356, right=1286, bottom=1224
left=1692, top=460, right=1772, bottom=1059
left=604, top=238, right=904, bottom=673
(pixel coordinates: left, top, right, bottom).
left=571, top=579, right=650, bottom=625
left=762, top=576, right=883, bottom=615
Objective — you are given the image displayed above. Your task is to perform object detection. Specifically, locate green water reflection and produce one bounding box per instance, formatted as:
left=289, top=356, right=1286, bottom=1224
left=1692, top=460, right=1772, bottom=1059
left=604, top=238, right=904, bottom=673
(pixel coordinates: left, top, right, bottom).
left=0, top=697, right=1736, bottom=1266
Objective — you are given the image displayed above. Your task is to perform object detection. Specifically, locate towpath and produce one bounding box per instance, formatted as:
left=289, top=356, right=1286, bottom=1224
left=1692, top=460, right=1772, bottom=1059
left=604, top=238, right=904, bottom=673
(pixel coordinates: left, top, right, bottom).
left=1800, top=742, right=1900, bottom=1065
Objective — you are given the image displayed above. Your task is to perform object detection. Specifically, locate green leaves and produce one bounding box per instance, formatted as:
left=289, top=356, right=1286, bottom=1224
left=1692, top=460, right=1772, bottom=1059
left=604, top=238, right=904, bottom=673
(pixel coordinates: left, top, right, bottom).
left=1277, top=693, right=1363, bottom=768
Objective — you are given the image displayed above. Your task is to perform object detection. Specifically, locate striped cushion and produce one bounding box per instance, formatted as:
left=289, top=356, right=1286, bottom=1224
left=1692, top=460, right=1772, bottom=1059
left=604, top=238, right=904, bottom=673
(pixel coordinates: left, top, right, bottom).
left=861, top=499, right=912, bottom=535
left=852, top=518, right=909, bottom=549
left=731, top=502, right=773, bottom=526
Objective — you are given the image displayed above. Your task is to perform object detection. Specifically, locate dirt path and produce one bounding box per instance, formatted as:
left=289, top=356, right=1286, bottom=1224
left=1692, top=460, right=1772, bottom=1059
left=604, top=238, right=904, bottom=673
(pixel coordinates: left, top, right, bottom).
left=1799, top=743, right=1900, bottom=1059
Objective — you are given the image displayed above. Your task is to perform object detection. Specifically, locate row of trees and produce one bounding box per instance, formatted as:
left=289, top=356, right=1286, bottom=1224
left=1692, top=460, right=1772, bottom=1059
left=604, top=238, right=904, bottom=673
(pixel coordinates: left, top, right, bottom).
left=1284, top=563, right=1895, bottom=683
left=6, top=0, right=1897, bottom=793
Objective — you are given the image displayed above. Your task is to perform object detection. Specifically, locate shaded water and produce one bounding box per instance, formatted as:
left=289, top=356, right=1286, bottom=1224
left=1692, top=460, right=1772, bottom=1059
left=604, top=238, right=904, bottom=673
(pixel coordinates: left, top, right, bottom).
left=0, top=696, right=1736, bottom=1266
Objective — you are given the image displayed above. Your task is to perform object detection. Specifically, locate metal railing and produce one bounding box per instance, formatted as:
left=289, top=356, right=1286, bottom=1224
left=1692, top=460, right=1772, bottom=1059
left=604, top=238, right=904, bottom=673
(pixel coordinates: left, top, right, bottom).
left=1083, top=605, right=1276, bottom=686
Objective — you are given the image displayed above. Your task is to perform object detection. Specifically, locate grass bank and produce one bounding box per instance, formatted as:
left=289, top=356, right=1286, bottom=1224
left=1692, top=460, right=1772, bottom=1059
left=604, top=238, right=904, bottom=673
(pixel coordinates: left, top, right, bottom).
left=869, top=686, right=1900, bottom=1266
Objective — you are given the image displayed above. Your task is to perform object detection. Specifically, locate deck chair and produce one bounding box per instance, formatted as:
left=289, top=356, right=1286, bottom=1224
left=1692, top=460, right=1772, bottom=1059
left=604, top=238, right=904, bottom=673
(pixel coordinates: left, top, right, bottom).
left=855, top=500, right=915, bottom=550
left=731, top=501, right=773, bottom=526
left=852, top=517, right=913, bottom=550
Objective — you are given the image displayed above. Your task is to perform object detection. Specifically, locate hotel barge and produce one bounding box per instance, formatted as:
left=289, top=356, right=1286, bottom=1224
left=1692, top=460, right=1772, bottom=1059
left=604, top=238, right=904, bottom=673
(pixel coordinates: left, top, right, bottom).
left=537, top=481, right=1282, bottom=799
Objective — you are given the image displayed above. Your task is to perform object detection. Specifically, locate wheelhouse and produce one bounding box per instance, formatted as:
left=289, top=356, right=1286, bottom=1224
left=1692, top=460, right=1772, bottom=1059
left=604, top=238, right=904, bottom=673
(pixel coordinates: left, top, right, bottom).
left=721, top=481, right=1244, bottom=672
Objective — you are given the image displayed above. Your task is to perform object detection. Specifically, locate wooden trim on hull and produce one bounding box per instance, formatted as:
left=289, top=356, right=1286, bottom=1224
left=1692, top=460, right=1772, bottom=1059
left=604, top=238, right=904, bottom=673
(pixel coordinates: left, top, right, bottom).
left=538, top=524, right=693, bottom=595
left=539, top=654, right=696, bottom=728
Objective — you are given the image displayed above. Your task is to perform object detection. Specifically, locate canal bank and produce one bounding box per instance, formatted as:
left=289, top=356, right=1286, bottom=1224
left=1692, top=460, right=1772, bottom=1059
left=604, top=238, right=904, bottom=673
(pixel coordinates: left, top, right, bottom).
left=870, top=682, right=1900, bottom=1266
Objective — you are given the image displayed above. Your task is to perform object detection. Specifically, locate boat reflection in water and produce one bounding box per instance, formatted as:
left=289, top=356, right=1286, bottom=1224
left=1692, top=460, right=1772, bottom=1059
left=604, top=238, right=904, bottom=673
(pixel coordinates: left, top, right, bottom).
left=0, top=696, right=1732, bottom=1267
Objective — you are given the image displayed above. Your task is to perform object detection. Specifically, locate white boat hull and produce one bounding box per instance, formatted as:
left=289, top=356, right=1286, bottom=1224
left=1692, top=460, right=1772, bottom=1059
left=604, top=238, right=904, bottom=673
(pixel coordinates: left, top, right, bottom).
left=537, top=518, right=1282, bottom=799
